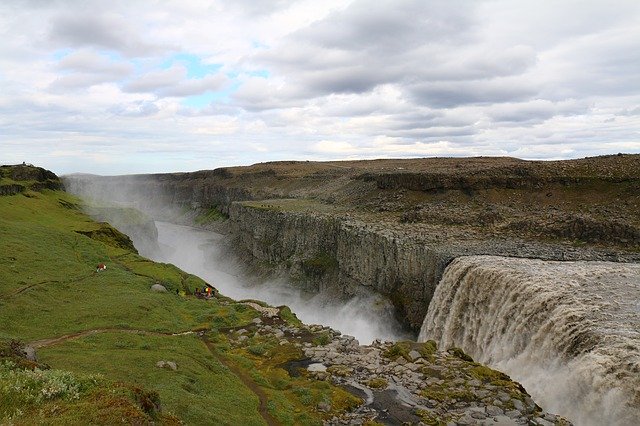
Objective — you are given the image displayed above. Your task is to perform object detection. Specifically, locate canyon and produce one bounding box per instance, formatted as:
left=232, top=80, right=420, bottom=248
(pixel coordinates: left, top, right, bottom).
left=62, top=155, right=640, bottom=425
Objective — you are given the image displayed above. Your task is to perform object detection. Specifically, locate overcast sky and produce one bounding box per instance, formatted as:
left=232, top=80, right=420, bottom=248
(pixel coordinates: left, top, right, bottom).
left=1, top=0, right=639, bottom=175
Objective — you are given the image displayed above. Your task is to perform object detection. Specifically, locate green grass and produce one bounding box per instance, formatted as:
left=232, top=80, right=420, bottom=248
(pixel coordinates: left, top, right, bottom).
left=301, top=252, right=338, bottom=276
left=195, top=206, right=228, bottom=224
left=38, top=332, right=263, bottom=425
left=0, top=186, right=361, bottom=423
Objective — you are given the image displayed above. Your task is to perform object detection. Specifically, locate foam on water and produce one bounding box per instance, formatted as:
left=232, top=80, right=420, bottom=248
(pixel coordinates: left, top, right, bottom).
left=418, top=255, right=640, bottom=426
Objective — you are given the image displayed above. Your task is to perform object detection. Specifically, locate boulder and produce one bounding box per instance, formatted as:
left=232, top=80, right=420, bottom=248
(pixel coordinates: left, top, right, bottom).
left=307, top=363, right=327, bottom=373
left=151, top=283, right=168, bottom=292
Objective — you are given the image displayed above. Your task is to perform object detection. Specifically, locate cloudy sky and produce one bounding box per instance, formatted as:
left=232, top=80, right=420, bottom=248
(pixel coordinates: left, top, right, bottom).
left=1, top=0, right=639, bottom=175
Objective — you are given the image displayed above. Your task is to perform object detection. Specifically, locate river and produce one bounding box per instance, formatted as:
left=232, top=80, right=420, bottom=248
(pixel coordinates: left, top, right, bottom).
left=142, top=221, right=408, bottom=344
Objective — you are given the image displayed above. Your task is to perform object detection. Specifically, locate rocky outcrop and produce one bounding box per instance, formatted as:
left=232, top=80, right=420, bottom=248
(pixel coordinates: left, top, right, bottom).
left=75, top=223, right=138, bottom=253
left=229, top=203, right=452, bottom=330
left=86, top=206, right=159, bottom=255
left=229, top=202, right=640, bottom=332
left=1, top=164, right=63, bottom=195
left=227, top=302, right=570, bottom=425
left=0, top=184, right=25, bottom=196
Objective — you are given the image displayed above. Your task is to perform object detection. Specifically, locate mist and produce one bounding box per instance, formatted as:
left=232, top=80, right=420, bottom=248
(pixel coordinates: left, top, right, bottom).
left=143, top=221, right=409, bottom=344
left=62, top=175, right=409, bottom=343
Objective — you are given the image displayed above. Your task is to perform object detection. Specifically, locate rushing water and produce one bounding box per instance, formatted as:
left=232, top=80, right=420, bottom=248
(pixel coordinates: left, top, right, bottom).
left=141, top=221, right=408, bottom=344
left=418, top=255, right=640, bottom=426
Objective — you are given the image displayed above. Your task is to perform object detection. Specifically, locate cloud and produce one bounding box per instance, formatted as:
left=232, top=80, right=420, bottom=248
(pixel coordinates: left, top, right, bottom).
left=109, top=100, right=160, bottom=117
left=0, top=0, right=638, bottom=175
left=123, top=65, right=228, bottom=97
left=47, top=49, right=134, bottom=91
left=49, top=11, right=166, bottom=56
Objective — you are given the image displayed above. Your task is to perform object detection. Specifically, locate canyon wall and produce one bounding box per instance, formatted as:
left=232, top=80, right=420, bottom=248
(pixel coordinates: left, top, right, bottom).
left=229, top=203, right=453, bottom=330
left=62, top=156, right=640, bottom=332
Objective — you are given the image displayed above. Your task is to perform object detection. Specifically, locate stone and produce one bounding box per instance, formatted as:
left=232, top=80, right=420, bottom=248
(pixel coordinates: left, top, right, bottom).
left=408, top=350, right=422, bottom=361
left=470, top=410, right=487, bottom=419
left=511, top=399, right=525, bottom=412
left=317, top=402, right=331, bottom=412
left=406, top=362, right=421, bottom=372
left=252, top=318, right=262, bottom=324
left=22, top=346, right=37, bottom=362
left=307, top=363, right=327, bottom=373
left=504, top=410, right=521, bottom=419
left=486, top=405, right=503, bottom=416
left=489, top=415, right=519, bottom=426
left=456, top=413, right=476, bottom=425
left=534, top=417, right=554, bottom=426
left=156, top=360, right=177, bottom=370
left=151, top=283, right=168, bottom=292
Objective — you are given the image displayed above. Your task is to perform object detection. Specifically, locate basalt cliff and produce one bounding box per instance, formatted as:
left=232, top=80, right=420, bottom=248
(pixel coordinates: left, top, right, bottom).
left=63, top=155, right=640, bottom=332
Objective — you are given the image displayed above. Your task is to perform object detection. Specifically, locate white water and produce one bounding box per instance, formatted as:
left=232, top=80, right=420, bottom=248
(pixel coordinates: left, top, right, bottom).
left=418, top=255, right=640, bottom=426
left=142, top=221, right=408, bottom=344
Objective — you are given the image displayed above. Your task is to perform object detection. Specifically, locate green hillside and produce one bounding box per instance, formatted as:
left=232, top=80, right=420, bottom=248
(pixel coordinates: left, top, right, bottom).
left=0, top=166, right=358, bottom=425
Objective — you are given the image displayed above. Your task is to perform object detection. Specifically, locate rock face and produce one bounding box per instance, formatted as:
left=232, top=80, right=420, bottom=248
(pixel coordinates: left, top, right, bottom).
left=1, top=164, right=63, bottom=195
left=229, top=203, right=450, bottom=329
left=229, top=202, right=639, bottom=331
left=62, top=156, right=640, bottom=330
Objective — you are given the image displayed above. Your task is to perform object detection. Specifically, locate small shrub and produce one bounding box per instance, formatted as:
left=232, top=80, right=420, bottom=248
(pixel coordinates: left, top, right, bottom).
left=248, top=344, right=268, bottom=356
left=447, top=347, right=473, bottom=362
left=312, top=333, right=331, bottom=346
left=132, top=387, right=161, bottom=417
left=383, top=342, right=410, bottom=361
left=293, top=387, right=314, bottom=406
left=0, top=360, right=102, bottom=418
left=278, top=306, right=302, bottom=327
left=366, top=378, right=388, bottom=389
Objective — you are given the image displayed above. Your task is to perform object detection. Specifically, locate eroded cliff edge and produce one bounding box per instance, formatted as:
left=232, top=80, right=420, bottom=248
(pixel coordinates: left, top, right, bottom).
left=63, top=155, right=640, bottom=331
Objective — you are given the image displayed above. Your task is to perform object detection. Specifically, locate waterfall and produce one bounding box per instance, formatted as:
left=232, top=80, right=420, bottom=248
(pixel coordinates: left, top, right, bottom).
left=418, top=256, right=640, bottom=426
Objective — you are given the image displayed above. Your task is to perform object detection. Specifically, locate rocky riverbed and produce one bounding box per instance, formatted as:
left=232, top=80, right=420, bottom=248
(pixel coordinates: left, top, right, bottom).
left=226, top=300, right=570, bottom=426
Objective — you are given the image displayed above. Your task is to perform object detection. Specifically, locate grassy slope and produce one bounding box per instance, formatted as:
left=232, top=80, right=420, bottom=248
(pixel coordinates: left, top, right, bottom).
left=0, top=188, right=353, bottom=424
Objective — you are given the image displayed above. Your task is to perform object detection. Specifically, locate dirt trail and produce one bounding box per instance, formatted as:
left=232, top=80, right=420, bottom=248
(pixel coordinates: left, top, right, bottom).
left=28, top=328, right=279, bottom=425
left=201, top=334, right=280, bottom=426
left=29, top=328, right=194, bottom=349
left=1, top=272, right=96, bottom=300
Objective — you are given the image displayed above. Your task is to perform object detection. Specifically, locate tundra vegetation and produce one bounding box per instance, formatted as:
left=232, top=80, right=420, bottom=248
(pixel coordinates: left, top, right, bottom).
left=0, top=165, right=360, bottom=424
